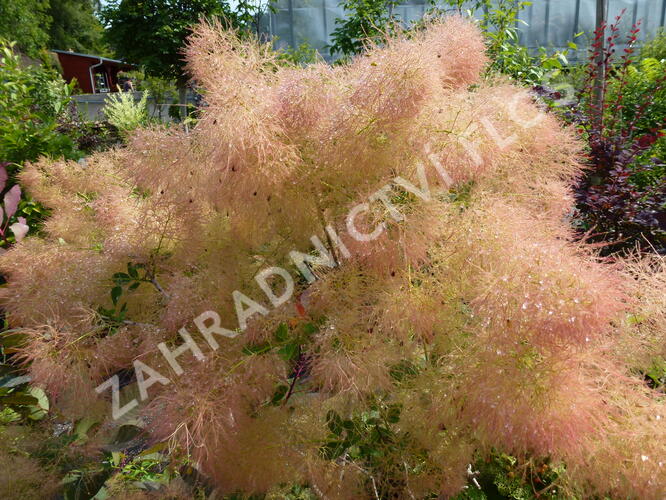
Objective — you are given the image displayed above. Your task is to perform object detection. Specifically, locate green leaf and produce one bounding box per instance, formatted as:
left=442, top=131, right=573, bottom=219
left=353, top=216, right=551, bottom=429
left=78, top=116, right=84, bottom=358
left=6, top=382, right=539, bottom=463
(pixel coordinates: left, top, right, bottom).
left=137, top=441, right=168, bottom=457
left=326, top=410, right=344, bottom=436
left=270, top=384, right=289, bottom=405
left=73, top=416, right=99, bottom=445
left=112, top=424, right=143, bottom=445
left=348, top=444, right=361, bottom=459
left=0, top=331, right=25, bottom=349
left=0, top=393, right=39, bottom=405
left=112, top=273, right=131, bottom=285
left=389, top=360, right=419, bottom=382
left=0, top=374, right=30, bottom=388
left=386, top=404, right=401, bottom=424
left=127, top=263, right=139, bottom=279
left=274, top=322, right=289, bottom=342
left=27, top=386, right=49, bottom=420
left=61, top=471, right=83, bottom=485
left=92, top=486, right=110, bottom=500
left=111, top=286, right=123, bottom=305
left=278, top=342, right=299, bottom=362
left=98, top=307, right=111, bottom=317
left=302, top=322, right=318, bottom=336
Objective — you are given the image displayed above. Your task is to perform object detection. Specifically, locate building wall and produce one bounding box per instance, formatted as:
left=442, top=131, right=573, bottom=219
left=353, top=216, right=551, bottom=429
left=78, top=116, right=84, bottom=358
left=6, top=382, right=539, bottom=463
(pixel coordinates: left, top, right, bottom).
left=56, top=52, right=98, bottom=93
left=72, top=92, right=196, bottom=122
left=55, top=53, right=125, bottom=94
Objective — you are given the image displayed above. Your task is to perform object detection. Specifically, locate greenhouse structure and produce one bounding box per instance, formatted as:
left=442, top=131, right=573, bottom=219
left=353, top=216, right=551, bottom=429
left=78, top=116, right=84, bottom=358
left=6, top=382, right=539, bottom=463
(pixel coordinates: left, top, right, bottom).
left=264, top=0, right=666, bottom=59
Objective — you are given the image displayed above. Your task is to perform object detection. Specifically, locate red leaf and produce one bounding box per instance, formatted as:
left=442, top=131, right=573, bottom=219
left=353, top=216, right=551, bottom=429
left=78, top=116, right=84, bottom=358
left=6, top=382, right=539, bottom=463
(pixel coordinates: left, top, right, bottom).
left=0, top=165, right=7, bottom=193
left=3, top=185, right=20, bottom=219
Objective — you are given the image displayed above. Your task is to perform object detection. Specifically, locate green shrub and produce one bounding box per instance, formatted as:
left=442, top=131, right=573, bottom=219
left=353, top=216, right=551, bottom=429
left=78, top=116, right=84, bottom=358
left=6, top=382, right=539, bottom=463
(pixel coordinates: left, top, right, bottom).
left=329, top=0, right=402, bottom=59
left=471, top=0, right=572, bottom=86
left=611, top=58, right=666, bottom=139
left=605, top=57, right=666, bottom=187
left=641, top=27, right=666, bottom=62
left=103, top=90, right=150, bottom=138
left=0, top=39, right=81, bottom=242
left=0, top=40, right=79, bottom=168
left=276, top=42, right=319, bottom=67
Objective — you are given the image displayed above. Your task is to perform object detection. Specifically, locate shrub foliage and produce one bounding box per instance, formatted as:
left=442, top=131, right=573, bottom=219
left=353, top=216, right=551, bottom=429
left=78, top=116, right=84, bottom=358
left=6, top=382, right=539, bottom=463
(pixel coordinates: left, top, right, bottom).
left=568, top=16, right=666, bottom=254
left=1, top=18, right=665, bottom=498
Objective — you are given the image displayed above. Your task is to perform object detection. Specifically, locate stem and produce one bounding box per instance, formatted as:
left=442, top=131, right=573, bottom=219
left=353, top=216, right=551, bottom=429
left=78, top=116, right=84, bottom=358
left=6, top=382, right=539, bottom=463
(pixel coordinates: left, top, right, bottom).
left=149, top=277, right=170, bottom=301
left=313, top=193, right=340, bottom=267
left=283, top=350, right=307, bottom=405
left=123, top=320, right=157, bottom=328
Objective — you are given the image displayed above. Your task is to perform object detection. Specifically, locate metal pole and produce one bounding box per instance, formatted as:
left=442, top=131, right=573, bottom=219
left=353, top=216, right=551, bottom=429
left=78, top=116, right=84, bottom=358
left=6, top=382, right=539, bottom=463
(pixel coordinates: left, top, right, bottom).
left=525, top=1, right=534, bottom=48
left=573, top=0, right=581, bottom=38
left=322, top=0, right=327, bottom=43
left=544, top=0, right=551, bottom=44
left=660, top=0, right=666, bottom=27
left=288, top=0, right=295, bottom=48
left=593, top=0, right=606, bottom=127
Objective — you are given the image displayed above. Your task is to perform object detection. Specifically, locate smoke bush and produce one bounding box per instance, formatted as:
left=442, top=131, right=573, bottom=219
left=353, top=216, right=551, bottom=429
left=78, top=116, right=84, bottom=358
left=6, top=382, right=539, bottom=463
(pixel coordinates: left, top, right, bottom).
left=1, top=17, right=665, bottom=498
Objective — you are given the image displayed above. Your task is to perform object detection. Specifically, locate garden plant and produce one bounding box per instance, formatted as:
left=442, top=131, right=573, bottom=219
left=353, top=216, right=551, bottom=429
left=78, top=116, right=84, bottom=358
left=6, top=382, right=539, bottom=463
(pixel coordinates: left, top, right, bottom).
left=0, top=16, right=664, bottom=499
left=555, top=14, right=666, bottom=254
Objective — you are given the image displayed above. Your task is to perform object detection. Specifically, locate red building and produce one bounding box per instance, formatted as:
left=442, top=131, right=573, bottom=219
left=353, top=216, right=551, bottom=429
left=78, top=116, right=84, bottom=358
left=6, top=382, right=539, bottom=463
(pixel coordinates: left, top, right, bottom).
left=53, top=50, right=136, bottom=94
